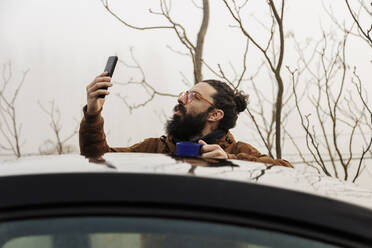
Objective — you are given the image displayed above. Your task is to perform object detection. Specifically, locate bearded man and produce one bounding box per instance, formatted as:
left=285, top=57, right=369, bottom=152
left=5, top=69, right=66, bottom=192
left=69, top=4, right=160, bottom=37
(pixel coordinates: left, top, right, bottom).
left=79, top=72, right=292, bottom=167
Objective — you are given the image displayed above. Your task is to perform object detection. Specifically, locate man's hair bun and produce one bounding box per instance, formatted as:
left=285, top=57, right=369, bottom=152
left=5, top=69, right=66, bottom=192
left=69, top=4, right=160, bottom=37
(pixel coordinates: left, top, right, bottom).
left=234, top=91, right=248, bottom=113
left=202, top=79, right=249, bottom=131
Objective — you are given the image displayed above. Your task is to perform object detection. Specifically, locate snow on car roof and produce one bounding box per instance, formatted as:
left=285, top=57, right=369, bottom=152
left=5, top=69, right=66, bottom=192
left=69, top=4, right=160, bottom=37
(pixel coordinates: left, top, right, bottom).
left=1, top=152, right=371, bottom=209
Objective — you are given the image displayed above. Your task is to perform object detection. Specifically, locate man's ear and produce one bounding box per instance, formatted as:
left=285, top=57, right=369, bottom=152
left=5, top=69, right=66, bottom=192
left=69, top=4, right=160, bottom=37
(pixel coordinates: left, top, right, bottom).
left=208, top=109, right=224, bottom=122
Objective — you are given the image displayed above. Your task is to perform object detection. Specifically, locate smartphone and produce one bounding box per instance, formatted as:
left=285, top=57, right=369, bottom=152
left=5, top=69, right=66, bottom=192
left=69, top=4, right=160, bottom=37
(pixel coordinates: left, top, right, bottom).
left=99, top=56, right=118, bottom=98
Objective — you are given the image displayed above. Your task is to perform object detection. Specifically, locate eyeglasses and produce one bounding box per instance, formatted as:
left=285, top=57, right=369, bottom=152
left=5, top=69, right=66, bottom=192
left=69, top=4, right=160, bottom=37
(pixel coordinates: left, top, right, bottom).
left=178, top=91, right=216, bottom=108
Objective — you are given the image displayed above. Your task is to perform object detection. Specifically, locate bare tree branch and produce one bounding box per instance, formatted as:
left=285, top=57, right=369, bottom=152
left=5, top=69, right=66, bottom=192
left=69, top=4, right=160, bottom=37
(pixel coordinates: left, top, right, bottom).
left=101, top=0, right=173, bottom=30
left=246, top=107, right=274, bottom=158
left=223, top=0, right=286, bottom=158
left=115, top=48, right=177, bottom=112
left=344, top=0, right=372, bottom=47
left=352, top=138, right=372, bottom=182
left=38, top=100, right=78, bottom=154
left=194, top=0, right=209, bottom=82
left=0, top=62, right=28, bottom=158
left=283, top=128, right=321, bottom=174
left=190, top=0, right=202, bottom=9
left=288, top=66, right=332, bottom=176
left=102, top=0, right=210, bottom=84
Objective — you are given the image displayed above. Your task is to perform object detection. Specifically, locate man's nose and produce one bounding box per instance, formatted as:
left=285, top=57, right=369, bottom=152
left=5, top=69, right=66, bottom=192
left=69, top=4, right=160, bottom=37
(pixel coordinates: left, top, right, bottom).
left=177, top=95, right=185, bottom=105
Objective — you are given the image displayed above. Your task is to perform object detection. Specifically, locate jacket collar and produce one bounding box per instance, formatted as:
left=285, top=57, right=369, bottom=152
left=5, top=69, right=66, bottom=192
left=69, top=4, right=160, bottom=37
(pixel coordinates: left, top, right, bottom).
left=215, top=131, right=236, bottom=150
left=194, top=129, right=226, bottom=144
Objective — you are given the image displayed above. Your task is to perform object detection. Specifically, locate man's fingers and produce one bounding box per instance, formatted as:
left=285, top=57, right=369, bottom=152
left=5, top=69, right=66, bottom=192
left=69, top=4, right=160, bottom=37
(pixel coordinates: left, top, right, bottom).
left=95, top=72, right=109, bottom=80
left=90, top=89, right=110, bottom=98
left=198, top=140, right=211, bottom=152
left=86, top=74, right=111, bottom=90
left=201, top=150, right=226, bottom=159
left=87, top=82, right=113, bottom=94
left=201, top=150, right=218, bottom=158
left=199, top=141, right=228, bottom=159
left=93, top=76, right=111, bottom=85
left=200, top=143, right=219, bottom=153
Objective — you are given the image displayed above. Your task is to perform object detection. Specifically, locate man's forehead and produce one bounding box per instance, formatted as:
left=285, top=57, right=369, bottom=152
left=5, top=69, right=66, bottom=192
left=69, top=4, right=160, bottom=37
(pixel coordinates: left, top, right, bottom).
left=190, top=82, right=216, bottom=96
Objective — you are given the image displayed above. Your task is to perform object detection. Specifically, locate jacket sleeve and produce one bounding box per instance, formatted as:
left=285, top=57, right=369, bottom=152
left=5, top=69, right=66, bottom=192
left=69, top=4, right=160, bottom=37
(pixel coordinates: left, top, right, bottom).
left=226, top=142, right=293, bottom=168
left=110, top=138, right=162, bottom=153
left=79, top=106, right=111, bottom=158
left=79, top=106, right=162, bottom=158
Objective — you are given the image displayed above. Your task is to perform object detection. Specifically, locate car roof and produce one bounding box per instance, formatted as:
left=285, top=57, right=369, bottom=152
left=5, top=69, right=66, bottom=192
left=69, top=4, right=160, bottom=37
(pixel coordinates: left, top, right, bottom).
left=1, top=152, right=372, bottom=210
left=1, top=172, right=372, bottom=247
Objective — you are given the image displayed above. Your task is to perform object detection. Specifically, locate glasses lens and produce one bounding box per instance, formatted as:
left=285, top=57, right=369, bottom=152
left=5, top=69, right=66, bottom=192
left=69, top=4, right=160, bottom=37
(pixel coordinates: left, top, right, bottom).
left=187, top=92, right=195, bottom=104
left=178, top=91, right=200, bottom=105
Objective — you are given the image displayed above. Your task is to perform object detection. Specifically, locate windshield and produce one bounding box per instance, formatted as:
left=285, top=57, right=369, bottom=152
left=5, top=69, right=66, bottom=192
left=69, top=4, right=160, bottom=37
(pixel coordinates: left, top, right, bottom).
left=0, top=217, right=338, bottom=248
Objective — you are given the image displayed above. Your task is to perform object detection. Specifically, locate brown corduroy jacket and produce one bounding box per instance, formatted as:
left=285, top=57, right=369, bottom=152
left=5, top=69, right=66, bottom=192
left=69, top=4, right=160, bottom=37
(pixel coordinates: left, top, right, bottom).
left=79, top=106, right=293, bottom=168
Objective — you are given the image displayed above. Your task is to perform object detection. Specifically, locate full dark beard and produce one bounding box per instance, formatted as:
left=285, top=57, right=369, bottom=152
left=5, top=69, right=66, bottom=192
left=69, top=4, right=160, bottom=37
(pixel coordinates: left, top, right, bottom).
left=165, top=105, right=210, bottom=141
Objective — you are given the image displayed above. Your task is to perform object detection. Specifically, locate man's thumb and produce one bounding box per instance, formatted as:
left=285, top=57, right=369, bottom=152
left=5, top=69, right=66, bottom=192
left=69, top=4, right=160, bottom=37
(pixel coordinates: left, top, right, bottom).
left=198, top=140, right=207, bottom=145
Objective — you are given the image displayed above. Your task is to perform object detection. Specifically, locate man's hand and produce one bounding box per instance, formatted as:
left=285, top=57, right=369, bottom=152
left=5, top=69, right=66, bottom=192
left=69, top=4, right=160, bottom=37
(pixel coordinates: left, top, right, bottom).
left=198, top=140, right=228, bottom=159
left=86, top=72, right=112, bottom=114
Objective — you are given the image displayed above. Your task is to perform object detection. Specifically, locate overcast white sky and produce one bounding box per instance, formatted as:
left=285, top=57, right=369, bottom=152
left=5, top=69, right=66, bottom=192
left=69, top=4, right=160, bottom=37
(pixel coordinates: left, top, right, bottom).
left=0, top=0, right=371, bottom=186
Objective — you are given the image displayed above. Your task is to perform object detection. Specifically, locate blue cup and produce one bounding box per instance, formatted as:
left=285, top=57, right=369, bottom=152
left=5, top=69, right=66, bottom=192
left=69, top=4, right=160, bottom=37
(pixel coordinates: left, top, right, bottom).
left=176, top=142, right=202, bottom=157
